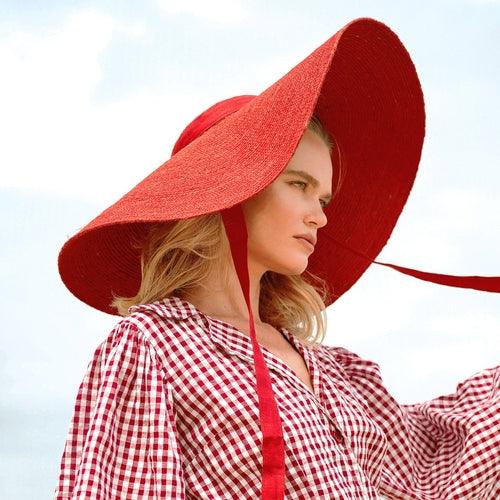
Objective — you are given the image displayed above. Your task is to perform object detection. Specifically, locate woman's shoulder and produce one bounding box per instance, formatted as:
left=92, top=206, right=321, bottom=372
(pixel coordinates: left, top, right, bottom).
left=318, top=343, right=377, bottom=364
left=118, top=296, right=202, bottom=335
left=315, top=343, right=384, bottom=383
left=126, top=296, right=198, bottom=322
left=108, top=297, right=207, bottom=360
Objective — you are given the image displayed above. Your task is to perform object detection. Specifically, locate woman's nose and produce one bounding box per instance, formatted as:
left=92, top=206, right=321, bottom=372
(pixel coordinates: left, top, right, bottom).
left=306, top=204, right=328, bottom=228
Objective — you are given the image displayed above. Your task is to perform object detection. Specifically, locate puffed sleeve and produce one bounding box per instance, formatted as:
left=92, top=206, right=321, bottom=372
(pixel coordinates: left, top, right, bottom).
left=54, top=319, right=186, bottom=499
left=327, top=346, right=499, bottom=500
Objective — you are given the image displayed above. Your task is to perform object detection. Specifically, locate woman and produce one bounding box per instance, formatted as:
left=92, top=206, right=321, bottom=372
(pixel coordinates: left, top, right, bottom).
left=54, top=18, right=499, bottom=499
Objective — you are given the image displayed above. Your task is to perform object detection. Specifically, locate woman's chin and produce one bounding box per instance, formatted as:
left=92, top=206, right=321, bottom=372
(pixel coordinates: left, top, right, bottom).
left=274, top=258, right=310, bottom=275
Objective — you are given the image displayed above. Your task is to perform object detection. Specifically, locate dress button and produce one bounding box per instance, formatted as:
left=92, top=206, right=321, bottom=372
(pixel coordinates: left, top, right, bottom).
left=333, top=426, right=345, bottom=444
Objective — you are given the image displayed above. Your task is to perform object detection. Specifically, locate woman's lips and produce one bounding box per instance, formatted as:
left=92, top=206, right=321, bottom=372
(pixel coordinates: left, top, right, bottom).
left=294, top=236, right=314, bottom=251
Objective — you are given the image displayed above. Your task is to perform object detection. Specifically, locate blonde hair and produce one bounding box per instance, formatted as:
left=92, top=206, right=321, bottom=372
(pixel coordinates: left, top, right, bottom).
left=111, top=116, right=340, bottom=348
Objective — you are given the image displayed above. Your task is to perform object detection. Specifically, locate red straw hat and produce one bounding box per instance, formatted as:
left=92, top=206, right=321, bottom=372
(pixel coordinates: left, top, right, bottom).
left=58, top=17, right=500, bottom=499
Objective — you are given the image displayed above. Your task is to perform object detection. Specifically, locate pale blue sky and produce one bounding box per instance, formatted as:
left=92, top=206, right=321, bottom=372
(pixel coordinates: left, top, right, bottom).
left=1, top=1, right=499, bottom=498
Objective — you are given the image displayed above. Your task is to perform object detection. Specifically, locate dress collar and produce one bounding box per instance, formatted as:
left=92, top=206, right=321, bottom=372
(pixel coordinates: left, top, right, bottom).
left=130, top=295, right=312, bottom=356
left=127, top=295, right=200, bottom=320
left=129, top=295, right=324, bottom=400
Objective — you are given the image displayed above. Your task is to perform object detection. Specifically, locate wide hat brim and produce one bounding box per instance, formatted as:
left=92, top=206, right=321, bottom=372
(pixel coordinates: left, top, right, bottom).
left=58, top=17, right=425, bottom=315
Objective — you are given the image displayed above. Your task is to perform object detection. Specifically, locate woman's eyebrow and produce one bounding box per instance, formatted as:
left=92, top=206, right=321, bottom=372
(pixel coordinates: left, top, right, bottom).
left=283, top=169, right=332, bottom=201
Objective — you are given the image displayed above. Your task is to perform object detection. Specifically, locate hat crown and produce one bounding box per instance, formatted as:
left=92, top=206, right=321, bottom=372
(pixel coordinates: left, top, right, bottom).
left=171, top=95, right=256, bottom=156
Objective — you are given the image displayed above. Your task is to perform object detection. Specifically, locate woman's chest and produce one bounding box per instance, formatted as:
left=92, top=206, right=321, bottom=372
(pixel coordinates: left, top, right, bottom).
left=160, top=332, right=387, bottom=498
left=261, top=341, right=315, bottom=394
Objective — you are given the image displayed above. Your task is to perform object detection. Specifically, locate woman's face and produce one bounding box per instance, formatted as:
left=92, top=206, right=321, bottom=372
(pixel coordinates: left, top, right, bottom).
left=242, top=128, right=333, bottom=277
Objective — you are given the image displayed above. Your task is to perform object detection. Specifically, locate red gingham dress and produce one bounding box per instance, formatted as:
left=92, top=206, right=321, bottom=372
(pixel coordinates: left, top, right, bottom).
left=54, top=296, right=499, bottom=499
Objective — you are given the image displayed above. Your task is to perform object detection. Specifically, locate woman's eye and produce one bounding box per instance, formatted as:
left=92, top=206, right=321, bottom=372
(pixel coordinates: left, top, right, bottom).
left=291, top=181, right=327, bottom=209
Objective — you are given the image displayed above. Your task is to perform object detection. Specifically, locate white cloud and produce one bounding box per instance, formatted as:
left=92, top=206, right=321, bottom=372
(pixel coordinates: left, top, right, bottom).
left=156, top=0, right=250, bottom=23
left=0, top=9, right=205, bottom=206
left=325, top=263, right=430, bottom=344
left=402, top=320, right=499, bottom=393
left=0, top=9, right=113, bottom=193
left=0, top=9, right=114, bottom=106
